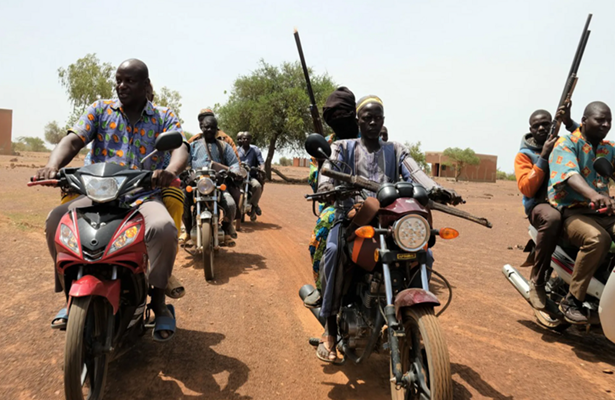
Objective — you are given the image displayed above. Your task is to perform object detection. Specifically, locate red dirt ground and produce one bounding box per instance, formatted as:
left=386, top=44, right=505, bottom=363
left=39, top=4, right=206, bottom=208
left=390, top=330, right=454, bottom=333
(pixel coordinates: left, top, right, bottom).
left=1, top=153, right=614, bottom=399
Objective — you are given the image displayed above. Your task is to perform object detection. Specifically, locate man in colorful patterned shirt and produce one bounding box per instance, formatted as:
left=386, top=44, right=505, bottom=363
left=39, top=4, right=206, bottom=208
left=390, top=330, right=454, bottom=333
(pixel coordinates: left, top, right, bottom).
left=37, top=59, right=188, bottom=341
left=548, top=101, right=615, bottom=324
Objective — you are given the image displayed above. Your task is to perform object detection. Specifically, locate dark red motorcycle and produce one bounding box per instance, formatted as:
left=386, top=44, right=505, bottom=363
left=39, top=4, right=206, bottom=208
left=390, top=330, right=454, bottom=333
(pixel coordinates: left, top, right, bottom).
left=300, top=134, right=491, bottom=400
left=28, top=131, right=183, bottom=400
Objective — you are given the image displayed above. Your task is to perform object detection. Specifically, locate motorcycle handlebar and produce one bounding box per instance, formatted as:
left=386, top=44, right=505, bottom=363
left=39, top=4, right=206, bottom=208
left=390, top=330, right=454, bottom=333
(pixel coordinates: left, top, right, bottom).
left=320, top=168, right=380, bottom=192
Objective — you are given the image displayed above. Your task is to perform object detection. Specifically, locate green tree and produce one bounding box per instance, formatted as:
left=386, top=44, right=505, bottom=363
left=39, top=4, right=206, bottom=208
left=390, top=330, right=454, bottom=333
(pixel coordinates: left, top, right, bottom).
left=278, top=157, right=292, bottom=166
left=58, top=53, right=115, bottom=127
left=496, top=168, right=516, bottom=181
left=13, top=137, right=48, bottom=152
left=443, top=147, right=481, bottom=181
left=216, top=60, right=336, bottom=180
left=44, top=121, right=64, bottom=145
left=154, top=86, right=184, bottom=124
left=405, top=141, right=430, bottom=173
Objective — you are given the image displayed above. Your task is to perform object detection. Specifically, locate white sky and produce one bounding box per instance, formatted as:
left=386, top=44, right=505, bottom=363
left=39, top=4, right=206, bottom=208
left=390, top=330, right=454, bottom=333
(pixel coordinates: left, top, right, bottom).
left=1, top=0, right=613, bottom=172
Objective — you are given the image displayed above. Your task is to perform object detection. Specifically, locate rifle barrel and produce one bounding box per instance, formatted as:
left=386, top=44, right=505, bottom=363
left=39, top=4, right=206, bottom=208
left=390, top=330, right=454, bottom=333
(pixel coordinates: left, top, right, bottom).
left=294, top=30, right=317, bottom=105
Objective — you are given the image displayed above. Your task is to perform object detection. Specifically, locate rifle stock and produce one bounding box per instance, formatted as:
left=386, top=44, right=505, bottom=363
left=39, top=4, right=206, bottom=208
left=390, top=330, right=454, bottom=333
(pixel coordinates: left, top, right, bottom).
left=294, top=29, right=325, bottom=136
left=549, top=14, right=592, bottom=137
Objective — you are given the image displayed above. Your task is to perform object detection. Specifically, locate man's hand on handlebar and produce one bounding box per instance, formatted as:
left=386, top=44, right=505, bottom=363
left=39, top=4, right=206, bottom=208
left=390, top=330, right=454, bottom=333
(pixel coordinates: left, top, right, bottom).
left=589, top=193, right=615, bottom=215
left=429, top=187, right=464, bottom=206
left=36, top=165, right=59, bottom=181
left=152, top=169, right=177, bottom=188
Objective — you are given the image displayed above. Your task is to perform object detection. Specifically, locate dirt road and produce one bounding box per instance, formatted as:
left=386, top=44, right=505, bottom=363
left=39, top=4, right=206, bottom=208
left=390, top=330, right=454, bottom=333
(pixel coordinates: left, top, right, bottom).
left=1, top=156, right=614, bottom=399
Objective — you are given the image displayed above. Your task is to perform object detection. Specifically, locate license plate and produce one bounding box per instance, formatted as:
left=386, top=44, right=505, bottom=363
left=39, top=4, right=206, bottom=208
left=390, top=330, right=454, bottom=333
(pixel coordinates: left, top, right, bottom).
left=397, top=253, right=417, bottom=260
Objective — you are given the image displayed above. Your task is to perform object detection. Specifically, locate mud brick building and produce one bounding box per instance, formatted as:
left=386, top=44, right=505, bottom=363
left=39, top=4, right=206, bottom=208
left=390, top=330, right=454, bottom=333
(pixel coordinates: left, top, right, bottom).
left=0, top=109, right=12, bottom=155
left=425, top=151, right=497, bottom=183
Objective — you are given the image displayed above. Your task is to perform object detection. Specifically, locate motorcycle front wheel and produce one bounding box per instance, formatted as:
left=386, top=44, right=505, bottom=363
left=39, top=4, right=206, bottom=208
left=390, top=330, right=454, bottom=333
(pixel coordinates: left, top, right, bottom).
left=202, top=223, right=215, bottom=281
left=64, top=296, right=109, bottom=400
left=391, top=306, right=453, bottom=400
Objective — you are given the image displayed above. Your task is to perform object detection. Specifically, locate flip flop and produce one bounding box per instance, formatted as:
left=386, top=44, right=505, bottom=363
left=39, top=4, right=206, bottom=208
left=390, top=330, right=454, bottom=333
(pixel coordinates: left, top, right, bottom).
left=316, top=335, right=338, bottom=363
left=51, top=307, right=68, bottom=330
left=152, top=304, right=176, bottom=343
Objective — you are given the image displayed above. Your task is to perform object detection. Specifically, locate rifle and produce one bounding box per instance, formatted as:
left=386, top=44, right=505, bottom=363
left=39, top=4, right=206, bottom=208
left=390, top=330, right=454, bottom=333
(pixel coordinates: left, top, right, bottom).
left=294, top=28, right=325, bottom=136
left=549, top=14, right=592, bottom=137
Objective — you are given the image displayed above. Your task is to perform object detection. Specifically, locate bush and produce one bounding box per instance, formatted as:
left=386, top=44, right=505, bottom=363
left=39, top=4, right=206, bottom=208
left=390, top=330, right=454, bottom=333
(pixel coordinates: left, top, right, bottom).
left=496, top=169, right=516, bottom=181
left=279, top=157, right=292, bottom=167
left=12, top=137, right=49, bottom=152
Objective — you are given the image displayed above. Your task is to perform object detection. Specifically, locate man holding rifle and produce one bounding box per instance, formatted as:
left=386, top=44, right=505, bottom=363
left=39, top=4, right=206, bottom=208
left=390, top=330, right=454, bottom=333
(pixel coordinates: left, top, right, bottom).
left=514, top=105, right=577, bottom=309
left=548, top=101, right=614, bottom=324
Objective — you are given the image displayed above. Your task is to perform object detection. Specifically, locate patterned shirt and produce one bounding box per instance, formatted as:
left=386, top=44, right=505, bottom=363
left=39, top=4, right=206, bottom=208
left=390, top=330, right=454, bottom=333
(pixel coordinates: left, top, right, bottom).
left=548, top=127, right=615, bottom=209
left=318, top=139, right=439, bottom=196
left=70, top=99, right=185, bottom=171
left=189, top=138, right=240, bottom=174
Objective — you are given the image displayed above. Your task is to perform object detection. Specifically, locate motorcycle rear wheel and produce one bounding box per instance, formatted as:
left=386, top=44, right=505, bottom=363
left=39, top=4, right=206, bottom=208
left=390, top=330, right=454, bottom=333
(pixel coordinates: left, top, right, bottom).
left=202, top=224, right=215, bottom=281
left=64, top=296, right=109, bottom=400
left=391, top=306, right=453, bottom=400
left=534, top=276, right=570, bottom=333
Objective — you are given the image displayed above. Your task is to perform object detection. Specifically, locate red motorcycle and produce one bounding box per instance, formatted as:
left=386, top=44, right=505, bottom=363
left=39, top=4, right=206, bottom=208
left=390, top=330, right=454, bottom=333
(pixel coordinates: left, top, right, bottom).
left=29, top=131, right=183, bottom=400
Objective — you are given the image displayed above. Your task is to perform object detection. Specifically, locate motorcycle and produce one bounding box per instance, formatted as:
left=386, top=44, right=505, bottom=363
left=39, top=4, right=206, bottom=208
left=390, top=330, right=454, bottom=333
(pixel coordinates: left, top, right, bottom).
left=503, top=157, right=615, bottom=343
left=299, top=134, right=492, bottom=400
left=236, top=162, right=265, bottom=229
left=183, top=162, right=233, bottom=281
left=28, top=131, right=184, bottom=400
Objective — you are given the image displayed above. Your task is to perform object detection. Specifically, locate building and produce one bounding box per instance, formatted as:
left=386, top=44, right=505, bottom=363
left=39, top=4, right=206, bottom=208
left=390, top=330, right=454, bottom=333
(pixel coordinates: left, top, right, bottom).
left=0, top=109, right=12, bottom=155
left=425, top=151, right=497, bottom=183
left=293, top=157, right=310, bottom=168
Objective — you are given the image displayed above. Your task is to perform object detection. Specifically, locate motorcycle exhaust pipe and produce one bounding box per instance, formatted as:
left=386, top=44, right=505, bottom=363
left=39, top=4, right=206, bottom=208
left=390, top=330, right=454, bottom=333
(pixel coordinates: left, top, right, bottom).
left=502, top=264, right=531, bottom=303
left=299, top=284, right=326, bottom=326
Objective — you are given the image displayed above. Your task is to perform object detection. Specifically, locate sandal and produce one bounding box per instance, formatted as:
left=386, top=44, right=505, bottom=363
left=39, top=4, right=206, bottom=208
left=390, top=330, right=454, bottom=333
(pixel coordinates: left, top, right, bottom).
left=165, top=275, right=186, bottom=299
left=152, top=304, right=176, bottom=343
left=316, top=335, right=338, bottom=363
left=224, top=235, right=236, bottom=248
left=51, top=307, right=68, bottom=330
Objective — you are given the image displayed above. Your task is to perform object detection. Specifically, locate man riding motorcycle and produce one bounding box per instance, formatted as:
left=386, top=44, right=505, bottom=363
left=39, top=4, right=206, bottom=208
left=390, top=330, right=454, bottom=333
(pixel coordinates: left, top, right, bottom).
left=38, top=58, right=188, bottom=341
left=314, top=95, right=462, bottom=362
left=237, top=131, right=265, bottom=221
left=181, top=112, right=244, bottom=247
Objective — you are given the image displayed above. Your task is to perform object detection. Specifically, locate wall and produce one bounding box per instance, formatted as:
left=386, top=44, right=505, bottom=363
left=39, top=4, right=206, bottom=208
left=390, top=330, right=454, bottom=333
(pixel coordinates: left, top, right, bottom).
left=425, top=151, right=498, bottom=182
left=0, top=109, right=12, bottom=155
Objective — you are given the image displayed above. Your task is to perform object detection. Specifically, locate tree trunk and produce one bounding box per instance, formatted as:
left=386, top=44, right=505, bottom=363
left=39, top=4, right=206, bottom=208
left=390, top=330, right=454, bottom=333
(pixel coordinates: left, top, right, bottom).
left=455, top=162, right=464, bottom=182
left=264, top=134, right=278, bottom=181
left=271, top=167, right=305, bottom=184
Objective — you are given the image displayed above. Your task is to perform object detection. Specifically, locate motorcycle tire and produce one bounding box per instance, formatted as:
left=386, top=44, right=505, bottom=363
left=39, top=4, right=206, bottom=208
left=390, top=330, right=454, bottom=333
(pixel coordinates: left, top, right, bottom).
left=202, top=224, right=215, bottom=281
left=64, top=296, right=109, bottom=400
left=534, top=309, right=571, bottom=333
left=236, top=193, right=244, bottom=232
left=534, top=276, right=571, bottom=333
left=392, top=306, right=453, bottom=400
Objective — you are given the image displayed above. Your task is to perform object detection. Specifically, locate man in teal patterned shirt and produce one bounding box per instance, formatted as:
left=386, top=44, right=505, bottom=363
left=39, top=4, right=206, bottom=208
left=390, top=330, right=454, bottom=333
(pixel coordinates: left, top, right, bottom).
left=548, top=101, right=615, bottom=324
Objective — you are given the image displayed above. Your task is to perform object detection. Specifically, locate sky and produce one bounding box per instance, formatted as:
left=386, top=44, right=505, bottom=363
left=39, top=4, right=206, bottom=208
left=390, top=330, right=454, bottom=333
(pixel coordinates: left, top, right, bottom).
left=1, top=0, right=614, bottom=172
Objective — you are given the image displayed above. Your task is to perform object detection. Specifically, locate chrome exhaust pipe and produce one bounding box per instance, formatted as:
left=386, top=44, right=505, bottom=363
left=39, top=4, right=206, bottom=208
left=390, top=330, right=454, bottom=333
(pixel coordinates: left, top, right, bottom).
left=299, top=284, right=325, bottom=326
left=502, top=264, right=531, bottom=303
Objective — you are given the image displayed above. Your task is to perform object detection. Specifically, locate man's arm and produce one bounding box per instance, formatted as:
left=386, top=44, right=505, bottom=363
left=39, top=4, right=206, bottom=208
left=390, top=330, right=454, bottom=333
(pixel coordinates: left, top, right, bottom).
left=255, top=147, right=265, bottom=169
left=224, top=143, right=242, bottom=175
left=36, top=133, right=85, bottom=180
left=317, top=141, right=343, bottom=192
left=398, top=143, right=439, bottom=191
left=36, top=101, right=103, bottom=180
left=514, top=152, right=547, bottom=198
left=154, top=108, right=189, bottom=186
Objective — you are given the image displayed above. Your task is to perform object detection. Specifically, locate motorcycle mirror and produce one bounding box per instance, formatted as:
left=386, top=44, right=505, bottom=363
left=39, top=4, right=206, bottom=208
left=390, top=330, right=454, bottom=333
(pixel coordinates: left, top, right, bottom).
left=305, top=133, right=331, bottom=160
left=155, top=130, right=184, bottom=152
left=594, top=157, right=614, bottom=180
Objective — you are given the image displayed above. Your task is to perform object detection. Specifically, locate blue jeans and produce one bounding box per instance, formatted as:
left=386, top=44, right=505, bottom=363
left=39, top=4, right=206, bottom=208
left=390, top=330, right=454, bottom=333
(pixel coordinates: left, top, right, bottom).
left=319, top=223, right=435, bottom=318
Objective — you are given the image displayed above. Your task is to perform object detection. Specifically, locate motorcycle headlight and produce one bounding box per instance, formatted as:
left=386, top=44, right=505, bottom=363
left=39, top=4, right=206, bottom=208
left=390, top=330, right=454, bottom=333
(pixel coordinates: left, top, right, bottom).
left=81, top=176, right=126, bottom=202
left=197, top=177, right=215, bottom=195
left=108, top=226, right=140, bottom=255
left=60, top=224, right=80, bottom=255
left=392, top=215, right=430, bottom=252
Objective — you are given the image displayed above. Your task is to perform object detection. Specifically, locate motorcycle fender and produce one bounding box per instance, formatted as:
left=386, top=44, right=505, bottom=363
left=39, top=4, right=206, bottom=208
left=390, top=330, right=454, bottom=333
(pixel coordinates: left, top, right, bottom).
left=199, top=210, right=213, bottom=221
left=394, top=288, right=440, bottom=320
left=69, top=275, right=121, bottom=315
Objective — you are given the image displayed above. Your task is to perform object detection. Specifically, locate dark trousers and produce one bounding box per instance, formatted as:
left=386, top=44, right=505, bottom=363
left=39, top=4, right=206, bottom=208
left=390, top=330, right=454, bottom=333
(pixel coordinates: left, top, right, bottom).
left=529, top=203, right=562, bottom=285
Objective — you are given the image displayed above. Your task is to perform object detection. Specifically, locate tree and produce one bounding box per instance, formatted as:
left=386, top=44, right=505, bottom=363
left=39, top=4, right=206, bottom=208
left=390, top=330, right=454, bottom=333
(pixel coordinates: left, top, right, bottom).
left=443, top=147, right=481, bottom=181
left=496, top=168, right=516, bottom=181
left=58, top=53, right=115, bottom=127
left=216, top=60, right=336, bottom=180
left=13, top=137, right=48, bottom=152
left=154, top=86, right=184, bottom=123
left=278, top=157, right=292, bottom=166
left=44, top=121, right=64, bottom=145
left=405, top=141, right=430, bottom=173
